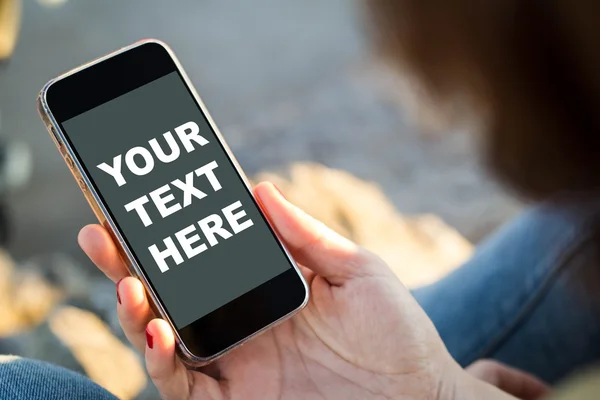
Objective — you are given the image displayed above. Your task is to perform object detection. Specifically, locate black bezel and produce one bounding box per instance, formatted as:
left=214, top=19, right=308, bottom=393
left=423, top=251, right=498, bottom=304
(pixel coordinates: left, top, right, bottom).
left=45, top=41, right=307, bottom=359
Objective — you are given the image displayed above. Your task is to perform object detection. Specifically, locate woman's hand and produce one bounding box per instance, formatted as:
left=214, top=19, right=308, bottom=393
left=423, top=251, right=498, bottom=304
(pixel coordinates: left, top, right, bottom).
left=79, top=182, right=523, bottom=400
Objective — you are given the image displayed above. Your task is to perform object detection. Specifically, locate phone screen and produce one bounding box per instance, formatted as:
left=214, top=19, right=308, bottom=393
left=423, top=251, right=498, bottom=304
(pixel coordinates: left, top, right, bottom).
left=60, top=70, right=296, bottom=331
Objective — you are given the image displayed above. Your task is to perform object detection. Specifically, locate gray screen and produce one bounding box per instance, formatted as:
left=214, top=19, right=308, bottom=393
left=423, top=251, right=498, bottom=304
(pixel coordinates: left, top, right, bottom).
left=62, top=72, right=291, bottom=329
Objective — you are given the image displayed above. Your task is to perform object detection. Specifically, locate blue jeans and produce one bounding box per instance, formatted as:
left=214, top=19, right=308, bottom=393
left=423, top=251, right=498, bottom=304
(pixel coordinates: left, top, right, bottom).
left=414, top=197, right=600, bottom=384
left=2, top=200, right=600, bottom=398
left=0, top=356, right=116, bottom=399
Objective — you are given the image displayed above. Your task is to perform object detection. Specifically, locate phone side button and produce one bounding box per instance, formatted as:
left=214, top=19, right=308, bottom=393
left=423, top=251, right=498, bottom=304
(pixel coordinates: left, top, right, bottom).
left=65, top=155, right=75, bottom=169
left=50, top=127, right=62, bottom=145
left=77, top=178, right=88, bottom=192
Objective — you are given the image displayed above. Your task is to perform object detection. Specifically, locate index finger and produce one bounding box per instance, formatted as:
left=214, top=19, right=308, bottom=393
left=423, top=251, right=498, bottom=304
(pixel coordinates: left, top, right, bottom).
left=78, top=224, right=130, bottom=282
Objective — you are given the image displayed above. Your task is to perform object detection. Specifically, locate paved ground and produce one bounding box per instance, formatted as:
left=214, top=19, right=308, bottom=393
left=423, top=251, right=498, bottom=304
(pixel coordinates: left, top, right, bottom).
left=0, top=0, right=366, bottom=267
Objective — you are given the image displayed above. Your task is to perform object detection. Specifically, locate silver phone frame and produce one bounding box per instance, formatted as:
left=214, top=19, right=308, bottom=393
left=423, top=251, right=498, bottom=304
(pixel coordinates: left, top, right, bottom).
left=36, top=39, right=309, bottom=368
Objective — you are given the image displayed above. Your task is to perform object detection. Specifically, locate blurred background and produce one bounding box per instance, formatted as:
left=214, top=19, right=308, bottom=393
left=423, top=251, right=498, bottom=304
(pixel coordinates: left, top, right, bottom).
left=0, top=0, right=522, bottom=398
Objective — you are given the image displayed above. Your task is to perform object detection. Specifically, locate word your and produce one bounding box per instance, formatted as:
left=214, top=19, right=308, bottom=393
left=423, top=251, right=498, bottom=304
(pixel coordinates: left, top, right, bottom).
left=149, top=200, right=254, bottom=272
left=97, top=121, right=208, bottom=187
left=95, top=120, right=257, bottom=274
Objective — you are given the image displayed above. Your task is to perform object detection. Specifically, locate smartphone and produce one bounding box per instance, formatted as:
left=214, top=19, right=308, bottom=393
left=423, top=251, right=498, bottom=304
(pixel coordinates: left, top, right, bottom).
left=37, top=39, right=309, bottom=367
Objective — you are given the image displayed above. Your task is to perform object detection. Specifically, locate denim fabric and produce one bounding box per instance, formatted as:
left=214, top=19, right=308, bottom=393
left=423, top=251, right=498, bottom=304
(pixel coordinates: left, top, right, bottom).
left=0, top=356, right=116, bottom=399
left=414, top=198, right=600, bottom=384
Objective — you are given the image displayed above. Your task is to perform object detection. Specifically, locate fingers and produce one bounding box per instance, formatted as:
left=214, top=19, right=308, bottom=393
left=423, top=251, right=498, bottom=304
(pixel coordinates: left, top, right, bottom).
left=467, top=360, right=550, bottom=400
left=144, top=319, right=190, bottom=400
left=80, top=226, right=155, bottom=353
left=118, top=281, right=221, bottom=400
left=116, top=276, right=155, bottom=353
left=255, top=181, right=381, bottom=285
left=145, top=319, right=221, bottom=400
left=79, top=224, right=129, bottom=282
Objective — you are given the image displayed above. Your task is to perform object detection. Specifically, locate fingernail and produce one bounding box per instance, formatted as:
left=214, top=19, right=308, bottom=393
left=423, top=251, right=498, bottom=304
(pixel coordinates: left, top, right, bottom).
left=146, top=327, right=154, bottom=349
left=116, top=278, right=124, bottom=304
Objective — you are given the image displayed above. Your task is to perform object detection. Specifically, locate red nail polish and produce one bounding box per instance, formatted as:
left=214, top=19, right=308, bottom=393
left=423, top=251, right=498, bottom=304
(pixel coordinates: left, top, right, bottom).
left=116, top=278, right=124, bottom=304
left=146, top=327, right=154, bottom=349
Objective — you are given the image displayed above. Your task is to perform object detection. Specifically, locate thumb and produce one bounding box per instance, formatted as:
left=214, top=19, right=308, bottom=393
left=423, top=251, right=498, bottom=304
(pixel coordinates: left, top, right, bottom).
left=467, top=360, right=551, bottom=400
left=254, top=181, right=381, bottom=285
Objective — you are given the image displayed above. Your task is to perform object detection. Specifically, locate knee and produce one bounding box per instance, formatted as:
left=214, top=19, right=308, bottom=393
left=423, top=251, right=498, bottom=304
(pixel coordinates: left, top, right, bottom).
left=0, top=356, right=116, bottom=400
